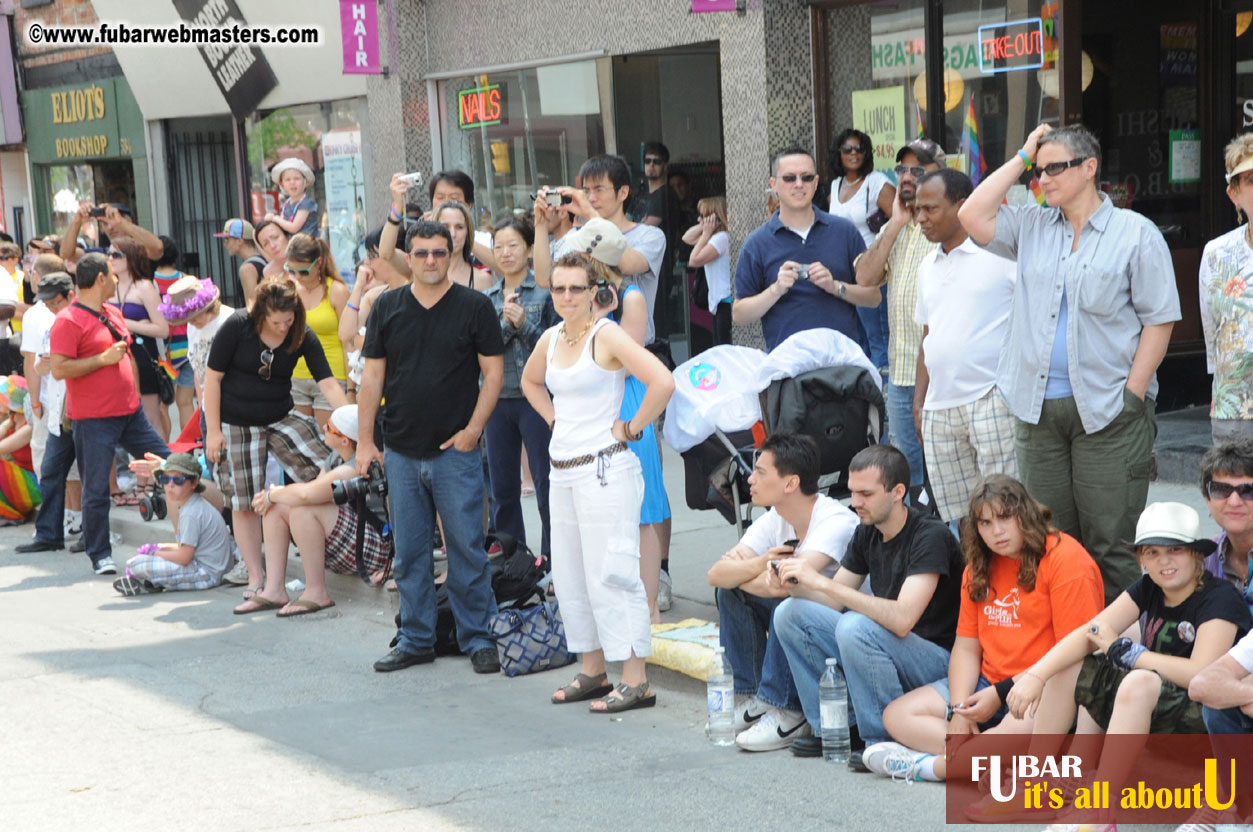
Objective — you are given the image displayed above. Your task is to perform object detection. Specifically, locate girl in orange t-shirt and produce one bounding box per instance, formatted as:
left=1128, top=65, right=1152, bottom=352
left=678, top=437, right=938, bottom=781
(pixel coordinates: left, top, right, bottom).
left=862, top=475, right=1104, bottom=783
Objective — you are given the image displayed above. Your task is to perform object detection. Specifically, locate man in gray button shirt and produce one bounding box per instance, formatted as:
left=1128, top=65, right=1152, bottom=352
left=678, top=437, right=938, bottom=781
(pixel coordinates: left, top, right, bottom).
left=958, top=123, right=1180, bottom=603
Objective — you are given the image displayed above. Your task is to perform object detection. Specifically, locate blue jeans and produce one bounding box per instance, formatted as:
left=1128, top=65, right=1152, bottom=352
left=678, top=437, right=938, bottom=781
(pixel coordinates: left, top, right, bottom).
left=386, top=445, right=498, bottom=655
left=75, top=409, right=170, bottom=567
left=886, top=382, right=924, bottom=488
left=857, top=287, right=889, bottom=372
left=483, top=396, right=551, bottom=556
left=32, top=427, right=76, bottom=545
left=1203, top=705, right=1253, bottom=734
left=772, top=598, right=951, bottom=743
left=716, top=588, right=801, bottom=712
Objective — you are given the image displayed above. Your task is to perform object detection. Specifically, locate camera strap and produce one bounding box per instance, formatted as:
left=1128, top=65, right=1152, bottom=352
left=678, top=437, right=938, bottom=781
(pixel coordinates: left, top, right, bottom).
left=354, top=494, right=395, bottom=585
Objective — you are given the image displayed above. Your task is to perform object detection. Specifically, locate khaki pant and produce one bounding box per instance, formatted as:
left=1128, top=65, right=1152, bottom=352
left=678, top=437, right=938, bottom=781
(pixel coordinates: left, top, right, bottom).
left=1016, top=390, right=1155, bottom=605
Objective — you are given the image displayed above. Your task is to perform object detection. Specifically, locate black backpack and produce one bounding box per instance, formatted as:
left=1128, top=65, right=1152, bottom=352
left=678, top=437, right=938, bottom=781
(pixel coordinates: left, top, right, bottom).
left=391, top=532, right=550, bottom=656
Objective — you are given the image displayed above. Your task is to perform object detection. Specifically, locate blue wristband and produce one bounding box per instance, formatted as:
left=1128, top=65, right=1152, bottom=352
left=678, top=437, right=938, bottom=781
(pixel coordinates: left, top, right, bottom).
left=1017, top=148, right=1034, bottom=170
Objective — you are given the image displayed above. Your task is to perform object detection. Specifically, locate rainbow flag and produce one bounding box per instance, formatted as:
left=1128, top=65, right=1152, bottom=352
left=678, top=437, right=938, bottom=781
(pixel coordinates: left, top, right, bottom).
left=913, top=99, right=926, bottom=139
left=0, top=459, right=40, bottom=521
left=1027, top=177, right=1048, bottom=207
left=157, top=357, right=178, bottom=380
left=959, top=96, right=988, bottom=185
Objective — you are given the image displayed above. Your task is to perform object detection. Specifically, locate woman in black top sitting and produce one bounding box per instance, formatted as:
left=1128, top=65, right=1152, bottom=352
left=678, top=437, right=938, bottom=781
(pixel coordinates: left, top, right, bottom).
left=203, top=279, right=349, bottom=614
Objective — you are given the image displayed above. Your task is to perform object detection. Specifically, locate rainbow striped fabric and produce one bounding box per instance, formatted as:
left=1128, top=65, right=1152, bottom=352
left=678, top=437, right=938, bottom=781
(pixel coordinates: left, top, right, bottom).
left=0, top=459, right=40, bottom=522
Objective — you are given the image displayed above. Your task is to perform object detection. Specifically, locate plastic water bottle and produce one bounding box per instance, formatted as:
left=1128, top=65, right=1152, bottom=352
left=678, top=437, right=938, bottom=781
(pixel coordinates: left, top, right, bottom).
left=819, top=658, right=850, bottom=763
left=706, top=646, right=736, bottom=746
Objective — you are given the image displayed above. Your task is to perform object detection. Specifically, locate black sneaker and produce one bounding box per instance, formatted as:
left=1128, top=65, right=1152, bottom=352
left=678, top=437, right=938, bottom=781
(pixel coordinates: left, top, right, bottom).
left=372, top=646, right=436, bottom=673
left=113, top=576, right=161, bottom=596
left=15, top=539, right=63, bottom=553
left=790, top=735, right=824, bottom=758
left=470, top=647, right=501, bottom=674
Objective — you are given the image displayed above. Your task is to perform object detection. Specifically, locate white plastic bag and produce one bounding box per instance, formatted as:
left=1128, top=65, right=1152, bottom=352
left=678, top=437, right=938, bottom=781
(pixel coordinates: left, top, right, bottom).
left=757, top=328, right=881, bottom=391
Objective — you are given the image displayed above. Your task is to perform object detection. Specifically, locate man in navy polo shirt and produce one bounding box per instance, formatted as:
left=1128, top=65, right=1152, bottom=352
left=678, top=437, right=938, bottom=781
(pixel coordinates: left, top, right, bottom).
left=733, top=146, right=872, bottom=350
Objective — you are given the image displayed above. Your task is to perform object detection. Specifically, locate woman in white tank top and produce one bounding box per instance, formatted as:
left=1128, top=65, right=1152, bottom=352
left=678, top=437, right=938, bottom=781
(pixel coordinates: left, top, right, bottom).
left=521, top=253, right=675, bottom=713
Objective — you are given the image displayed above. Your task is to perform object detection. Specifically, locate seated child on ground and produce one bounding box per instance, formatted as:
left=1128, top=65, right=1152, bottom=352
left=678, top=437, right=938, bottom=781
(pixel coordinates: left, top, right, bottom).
left=114, top=453, right=237, bottom=596
left=0, top=375, right=39, bottom=522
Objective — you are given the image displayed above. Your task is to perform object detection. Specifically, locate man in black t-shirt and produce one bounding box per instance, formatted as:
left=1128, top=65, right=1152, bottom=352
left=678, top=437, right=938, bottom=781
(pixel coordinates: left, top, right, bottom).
left=357, top=220, right=505, bottom=675
left=771, top=444, right=963, bottom=762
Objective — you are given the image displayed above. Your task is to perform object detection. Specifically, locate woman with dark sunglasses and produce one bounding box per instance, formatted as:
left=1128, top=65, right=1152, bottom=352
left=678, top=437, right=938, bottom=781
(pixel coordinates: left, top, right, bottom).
left=202, top=279, right=348, bottom=613
left=827, top=128, right=896, bottom=375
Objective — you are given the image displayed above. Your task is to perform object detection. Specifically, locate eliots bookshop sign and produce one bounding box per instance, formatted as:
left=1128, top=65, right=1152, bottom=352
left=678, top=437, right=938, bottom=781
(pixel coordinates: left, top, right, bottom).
left=23, top=77, right=146, bottom=165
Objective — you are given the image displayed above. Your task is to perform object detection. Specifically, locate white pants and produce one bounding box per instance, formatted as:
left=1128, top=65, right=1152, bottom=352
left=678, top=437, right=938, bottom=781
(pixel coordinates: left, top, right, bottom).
left=549, top=455, right=652, bottom=662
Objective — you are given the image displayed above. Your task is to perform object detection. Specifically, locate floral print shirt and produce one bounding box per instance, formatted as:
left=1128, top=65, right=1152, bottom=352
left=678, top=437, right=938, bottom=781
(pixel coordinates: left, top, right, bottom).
left=1200, top=225, right=1253, bottom=420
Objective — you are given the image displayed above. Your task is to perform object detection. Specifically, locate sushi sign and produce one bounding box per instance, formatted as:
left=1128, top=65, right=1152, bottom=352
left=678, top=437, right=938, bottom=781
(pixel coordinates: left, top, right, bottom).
left=459, top=84, right=503, bottom=130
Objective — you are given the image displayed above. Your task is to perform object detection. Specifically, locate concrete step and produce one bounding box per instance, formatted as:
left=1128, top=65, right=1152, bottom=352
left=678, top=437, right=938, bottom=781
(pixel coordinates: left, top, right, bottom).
left=1154, top=404, right=1210, bottom=485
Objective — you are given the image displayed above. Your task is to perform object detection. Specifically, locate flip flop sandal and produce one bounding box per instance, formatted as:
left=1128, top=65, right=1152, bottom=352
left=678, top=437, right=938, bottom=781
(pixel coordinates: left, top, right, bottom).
left=551, top=672, right=612, bottom=704
left=111, top=490, right=142, bottom=507
left=590, top=682, right=656, bottom=714
left=242, top=585, right=264, bottom=600
left=276, top=599, right=335, bottom=618
left=233, top=597, right=284, bottom=615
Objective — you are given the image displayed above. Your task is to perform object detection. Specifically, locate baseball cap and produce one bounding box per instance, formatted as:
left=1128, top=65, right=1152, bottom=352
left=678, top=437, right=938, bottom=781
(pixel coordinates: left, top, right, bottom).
left=155, top=452, right=205, bottom=492
left=564, top=218, right=628, bottom=268
left=214, top=219, right=256, bottom=241
left=897, top=138, right=947, bottom=166
left=328, top=404, right=359, bottom=443
left=35, top=272, right=73, bottom=301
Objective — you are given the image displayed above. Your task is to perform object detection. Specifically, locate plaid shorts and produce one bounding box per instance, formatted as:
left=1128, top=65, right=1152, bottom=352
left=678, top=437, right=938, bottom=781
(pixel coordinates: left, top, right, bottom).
left=221, top=411, right=332, bottom=510
left=126, top=553, right=220, bottom=591
left=1074, top=652, right=1205, bottom=733
left=921, top=387, right=1018, bottom=522
left=324, top=504, right=392, bottom=576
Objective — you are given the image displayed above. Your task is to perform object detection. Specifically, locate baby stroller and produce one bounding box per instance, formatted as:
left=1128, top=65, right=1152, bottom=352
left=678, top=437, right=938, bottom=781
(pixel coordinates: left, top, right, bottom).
left=668, top=329, right=885, bottom=535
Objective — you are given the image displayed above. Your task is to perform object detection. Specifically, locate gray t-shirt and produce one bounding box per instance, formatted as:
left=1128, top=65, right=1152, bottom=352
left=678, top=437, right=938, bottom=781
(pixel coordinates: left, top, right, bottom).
left=177, top=493, right=236, bottom=579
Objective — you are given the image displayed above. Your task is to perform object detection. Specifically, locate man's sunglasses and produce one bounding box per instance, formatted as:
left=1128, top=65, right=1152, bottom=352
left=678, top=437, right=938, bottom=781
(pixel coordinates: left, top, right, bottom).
left=259, top=347, right=274, bottom=381
left=840, top=144, right=865, bottom=154
left=409, top=248, right=450, bottom=260
left=1207, top=481, right=1253, bottom=501
left=894, top=164, right=926, bottom=178
left=1037, top=157, right=1089, bottom=177
left=325, top=420, right=349, bottom=441
left=778, top=174, right=818, bottom=184
left=157, top=474, right=193, bottom=486
left=644, top=156, right=666, bottom=165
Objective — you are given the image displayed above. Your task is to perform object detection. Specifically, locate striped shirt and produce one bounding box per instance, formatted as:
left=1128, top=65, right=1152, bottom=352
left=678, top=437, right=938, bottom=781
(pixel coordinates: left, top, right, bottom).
left=860, top=219, right=933, bottom=386
left=980, top=194, right=1180, bottom=433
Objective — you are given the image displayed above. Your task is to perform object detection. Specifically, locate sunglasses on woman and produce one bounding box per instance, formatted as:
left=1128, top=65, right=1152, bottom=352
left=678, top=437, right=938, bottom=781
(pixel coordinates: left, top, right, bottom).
left=259, top=347, right=274, bottom=381
left=1207, top=481, right=1253, bottom=501
left=284, top=258, right=320, bottom=275
left=157, top=474, right=193, bottom=486
left=108, top=250, right=125, bottom=259
left=840, top=144, right=865, bottom=154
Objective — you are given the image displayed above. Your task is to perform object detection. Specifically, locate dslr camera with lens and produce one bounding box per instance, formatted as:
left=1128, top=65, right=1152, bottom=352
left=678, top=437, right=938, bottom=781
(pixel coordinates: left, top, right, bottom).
left=332, top=459, right=388, bottom=510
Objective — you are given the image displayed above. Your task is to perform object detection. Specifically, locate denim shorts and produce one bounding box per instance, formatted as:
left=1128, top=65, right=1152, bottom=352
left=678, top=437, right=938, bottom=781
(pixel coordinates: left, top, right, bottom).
left=174, top=360, right=195, bottom=389
left=929, top=674, right=1009, bottom=731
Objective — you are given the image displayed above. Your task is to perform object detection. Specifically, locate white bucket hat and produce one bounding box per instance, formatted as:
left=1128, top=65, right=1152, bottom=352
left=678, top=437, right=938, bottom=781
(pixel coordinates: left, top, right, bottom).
left=270, top=157, right=315, bottom=187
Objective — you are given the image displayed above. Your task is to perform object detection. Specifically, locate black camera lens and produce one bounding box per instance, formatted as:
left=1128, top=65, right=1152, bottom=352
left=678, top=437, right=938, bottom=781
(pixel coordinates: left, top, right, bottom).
left=594, top=280, right=615, bottom=307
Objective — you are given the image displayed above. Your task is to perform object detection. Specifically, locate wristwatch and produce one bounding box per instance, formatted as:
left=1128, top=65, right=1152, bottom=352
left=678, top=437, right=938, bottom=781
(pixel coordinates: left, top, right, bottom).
left=837, top=282, right=847, bottom=299
left=945, top=703, right=955, bottom=722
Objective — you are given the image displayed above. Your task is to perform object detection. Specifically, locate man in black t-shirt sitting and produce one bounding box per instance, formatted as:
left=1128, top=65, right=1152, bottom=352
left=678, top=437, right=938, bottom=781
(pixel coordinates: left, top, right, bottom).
left=356, top=220, right=506, bottom=675
left=771, top=444, right=963, bottom=762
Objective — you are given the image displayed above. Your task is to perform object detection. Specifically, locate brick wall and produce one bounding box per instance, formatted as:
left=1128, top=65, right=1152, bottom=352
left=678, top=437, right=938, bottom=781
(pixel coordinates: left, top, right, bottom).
left=14, top=0, right=113, bottom=69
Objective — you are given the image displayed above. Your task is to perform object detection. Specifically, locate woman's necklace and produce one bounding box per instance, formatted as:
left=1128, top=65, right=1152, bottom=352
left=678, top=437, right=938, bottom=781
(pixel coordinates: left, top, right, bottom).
left=560, top=317, right=594, bottom=346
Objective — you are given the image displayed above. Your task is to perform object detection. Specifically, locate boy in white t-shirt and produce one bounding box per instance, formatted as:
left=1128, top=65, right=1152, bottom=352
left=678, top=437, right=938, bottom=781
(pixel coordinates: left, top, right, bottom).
left=912, top=169, right=1018, bottom=530
left=707, top=432, right=858, bottom=753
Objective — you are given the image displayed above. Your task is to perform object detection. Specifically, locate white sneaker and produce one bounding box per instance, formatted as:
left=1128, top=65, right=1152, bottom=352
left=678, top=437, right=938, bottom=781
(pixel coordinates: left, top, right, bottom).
left=64, top=510, right=82, bottom=536
left=734, top=708, right=810, bottom=752
left=658, top=569, right=672, bottom=612
left=733, top=695, right=770, bottom=733
left=862, top=741, right=937, bottom=783
left=222, top=559, right=251, bottom=586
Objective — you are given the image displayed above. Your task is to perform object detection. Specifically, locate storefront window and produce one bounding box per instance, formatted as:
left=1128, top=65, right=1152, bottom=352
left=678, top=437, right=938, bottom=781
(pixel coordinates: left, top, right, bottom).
left=942, top=0, right=1049, bottom=176
left=46, top=161, right=135, bottom=245
left=245, top=97, right=368, bottom=282
left=866, top=0, right=928, bottom=170
left=437, top=60, right=610, bottom=231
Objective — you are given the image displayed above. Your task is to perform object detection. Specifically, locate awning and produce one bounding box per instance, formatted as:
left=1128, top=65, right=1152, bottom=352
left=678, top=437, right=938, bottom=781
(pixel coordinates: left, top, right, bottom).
left=89, top=0, right=368, bottom=120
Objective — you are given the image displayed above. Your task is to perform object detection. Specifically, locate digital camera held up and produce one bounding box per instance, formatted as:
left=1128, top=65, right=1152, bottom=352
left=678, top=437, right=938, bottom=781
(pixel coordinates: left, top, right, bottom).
left=332, top=460, right=387, bottom=508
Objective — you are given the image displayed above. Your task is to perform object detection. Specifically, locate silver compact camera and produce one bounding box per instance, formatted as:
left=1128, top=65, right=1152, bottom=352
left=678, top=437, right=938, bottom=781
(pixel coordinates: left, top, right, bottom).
left=795, top=264, right=810, bottom=281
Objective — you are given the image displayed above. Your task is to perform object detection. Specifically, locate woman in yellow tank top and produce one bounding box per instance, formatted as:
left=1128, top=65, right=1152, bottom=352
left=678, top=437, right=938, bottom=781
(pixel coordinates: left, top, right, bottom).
left=283, top=233, right=349, bottom=429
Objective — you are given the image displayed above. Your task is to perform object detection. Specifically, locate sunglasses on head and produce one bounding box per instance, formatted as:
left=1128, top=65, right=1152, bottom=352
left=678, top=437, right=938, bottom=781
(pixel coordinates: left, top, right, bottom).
left=1207, top=481, right=1253, bottom=501
left=840, top=144, right=865, bottom=154
left=1037, top=157, right=1089, bottom=177
left=894, top=164, right=926, bottom=178
left=778, top=173, right=818, bottom=184
left=157, top=473, right=193, bottom=486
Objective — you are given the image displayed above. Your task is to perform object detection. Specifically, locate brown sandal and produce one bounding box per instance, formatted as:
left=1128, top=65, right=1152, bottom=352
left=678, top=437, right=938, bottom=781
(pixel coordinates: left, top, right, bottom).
left=551, top=672, right=612, bottom=704
left=589, top=682, right=656, bottom=713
